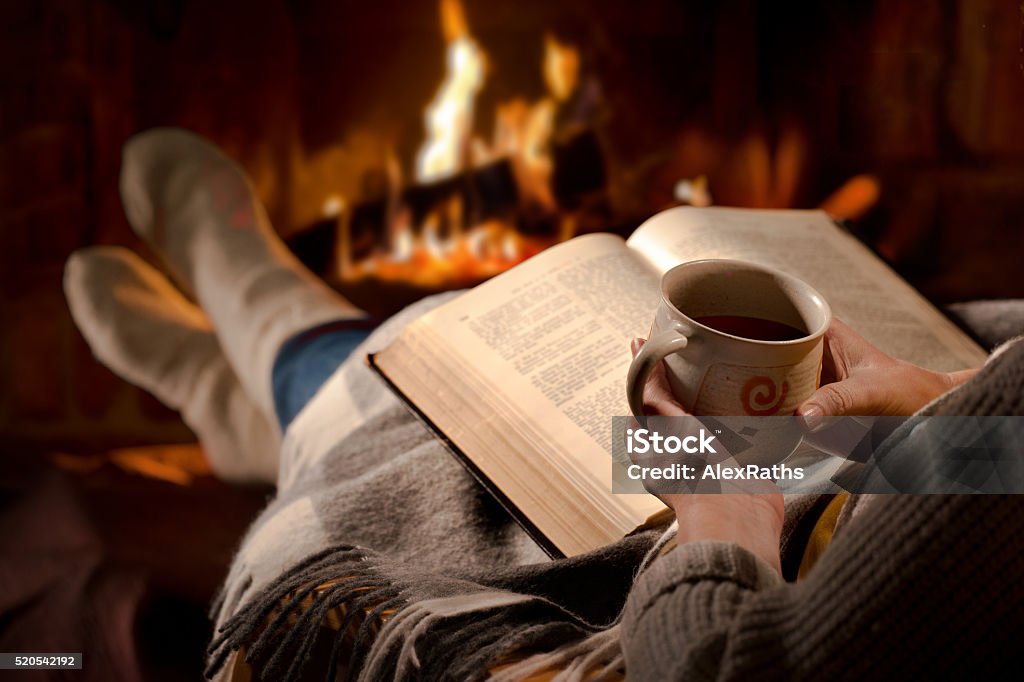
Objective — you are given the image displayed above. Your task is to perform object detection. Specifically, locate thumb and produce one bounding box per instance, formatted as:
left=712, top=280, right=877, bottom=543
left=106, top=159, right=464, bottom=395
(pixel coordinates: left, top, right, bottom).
left=796, top=378, right=876, bottom=429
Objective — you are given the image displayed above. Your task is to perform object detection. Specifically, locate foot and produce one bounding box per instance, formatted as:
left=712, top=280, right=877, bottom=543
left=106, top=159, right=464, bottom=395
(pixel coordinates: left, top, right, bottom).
left=119, top=128, right=280, bottom=295
left=64, top=246, right=280, bottom=484
left=118, top=128, right=365, bottom=418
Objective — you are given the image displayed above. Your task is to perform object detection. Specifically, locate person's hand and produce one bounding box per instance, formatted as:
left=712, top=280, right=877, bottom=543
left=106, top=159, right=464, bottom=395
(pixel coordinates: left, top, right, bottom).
left=795, top=319, right=978, bottom=425
left=630, top=338, right=784, bottom=574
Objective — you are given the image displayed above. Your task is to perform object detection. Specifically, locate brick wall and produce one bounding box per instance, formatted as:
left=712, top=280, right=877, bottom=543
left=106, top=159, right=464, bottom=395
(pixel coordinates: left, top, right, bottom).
left=1, top=0, right=190, bottom=450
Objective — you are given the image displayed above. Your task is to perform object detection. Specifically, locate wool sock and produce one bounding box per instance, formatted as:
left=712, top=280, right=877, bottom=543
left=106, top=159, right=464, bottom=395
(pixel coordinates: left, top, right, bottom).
left=64, top=246, right=280, bottom=484
left=118, top=127, right=366, bottom=421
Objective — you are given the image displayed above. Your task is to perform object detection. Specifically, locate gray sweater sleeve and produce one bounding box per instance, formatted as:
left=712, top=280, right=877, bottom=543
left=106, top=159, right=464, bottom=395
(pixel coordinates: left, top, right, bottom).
left=622, top=337, right=1024, bottom=680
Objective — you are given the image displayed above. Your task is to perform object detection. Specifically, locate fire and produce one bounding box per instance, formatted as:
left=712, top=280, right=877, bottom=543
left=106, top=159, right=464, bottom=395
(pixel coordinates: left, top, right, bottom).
left=340, top=0, right=580, bottom=289
left=415, top=0, right=485, bottom=182
left=482, top=34, right=578, bottom=210
left=543, top=34, right=579, bottom=103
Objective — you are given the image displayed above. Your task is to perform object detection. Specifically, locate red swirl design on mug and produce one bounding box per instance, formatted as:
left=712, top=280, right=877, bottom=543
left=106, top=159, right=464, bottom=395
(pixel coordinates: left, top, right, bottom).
left=741, top=376, right=789, bottom=416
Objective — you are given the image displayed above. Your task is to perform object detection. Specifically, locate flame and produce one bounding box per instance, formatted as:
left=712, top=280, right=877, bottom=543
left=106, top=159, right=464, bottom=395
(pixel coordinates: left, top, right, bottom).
left=388, top=207, right=415, bottom=262
left=344, top=0, right=581, bottom=289
left=322, top=193, right=345, bottom=217
left=415, top=0, right=485, bottom=182
left=440, top=0, right=468, bottom=41
left=493, top=35, right=579, bottom=211
left=543, top=34, right=579, bottom=103
left=673, top=175, right=712, bottom=207
left=348, top=219, right=551, bottom=289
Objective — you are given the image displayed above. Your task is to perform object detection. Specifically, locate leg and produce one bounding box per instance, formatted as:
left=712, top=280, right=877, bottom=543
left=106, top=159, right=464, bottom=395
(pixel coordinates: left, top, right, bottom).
left=270, top=320, right=376, bottom=431
left=119, top=127, right=366, bottom=424
left=65, top=246, right=279, bottom=484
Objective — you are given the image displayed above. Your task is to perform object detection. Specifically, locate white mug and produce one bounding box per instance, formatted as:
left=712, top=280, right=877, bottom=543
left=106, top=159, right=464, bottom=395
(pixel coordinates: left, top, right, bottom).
left=627, top=259, right=831, bottom=419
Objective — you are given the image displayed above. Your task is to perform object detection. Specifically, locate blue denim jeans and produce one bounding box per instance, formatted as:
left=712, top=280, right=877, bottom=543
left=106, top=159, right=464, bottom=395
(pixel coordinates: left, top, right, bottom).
left=270, top=319, right=376, bottom=430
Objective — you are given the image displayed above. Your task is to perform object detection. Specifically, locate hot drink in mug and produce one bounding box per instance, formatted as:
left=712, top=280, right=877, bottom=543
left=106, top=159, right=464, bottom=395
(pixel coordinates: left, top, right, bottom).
left=627, top=259, right=832, bottom=420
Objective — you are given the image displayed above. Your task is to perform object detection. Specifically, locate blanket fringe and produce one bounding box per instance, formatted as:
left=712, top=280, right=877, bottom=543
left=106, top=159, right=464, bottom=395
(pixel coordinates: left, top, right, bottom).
left=487, top=626, right=624, bottom=682
left=204, top=543, right=617, bottom=682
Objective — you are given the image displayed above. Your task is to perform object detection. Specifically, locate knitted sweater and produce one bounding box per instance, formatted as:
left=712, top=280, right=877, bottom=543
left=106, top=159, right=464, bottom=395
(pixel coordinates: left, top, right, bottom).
left=621, top=336, right=1024, bottom=681
left=207, top=297, right=1024, bottom=681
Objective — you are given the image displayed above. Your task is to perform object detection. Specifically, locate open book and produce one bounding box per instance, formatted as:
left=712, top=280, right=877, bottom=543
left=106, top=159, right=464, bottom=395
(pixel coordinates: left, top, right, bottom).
left=370, top=207, right=987, bottom=557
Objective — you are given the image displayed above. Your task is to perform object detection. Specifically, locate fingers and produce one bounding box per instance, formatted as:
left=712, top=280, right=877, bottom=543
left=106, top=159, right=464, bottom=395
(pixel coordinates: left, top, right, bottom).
left=820, top=317, right=860, bottom=382
left=631, top=338, right=689, bottom=417
left=948, top=368, right=979, bottom=389
left=796, top=381, right=853, bottom=429
left=798, top=377, right=862, bottom=417
left=796, top=373, right=890, bottom=427
left=806, top=318, right=891, bottom=425
left=821, top=317, right=893, bottom=381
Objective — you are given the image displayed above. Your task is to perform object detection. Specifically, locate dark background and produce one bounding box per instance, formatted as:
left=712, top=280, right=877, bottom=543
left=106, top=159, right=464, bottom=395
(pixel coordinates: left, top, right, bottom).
left=2, top=1, right=1023, bottom=679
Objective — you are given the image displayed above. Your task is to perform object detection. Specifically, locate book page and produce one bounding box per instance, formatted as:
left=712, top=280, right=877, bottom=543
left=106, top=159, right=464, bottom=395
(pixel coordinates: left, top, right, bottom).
left=389, top=234, right=665, bottom=544
left=420, top=233, right=658, bottom=454
left=626, top=207, right=986, bottom=371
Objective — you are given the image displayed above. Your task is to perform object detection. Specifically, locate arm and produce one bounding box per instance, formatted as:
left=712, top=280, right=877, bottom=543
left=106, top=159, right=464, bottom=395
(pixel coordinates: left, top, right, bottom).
left=629, top=338, right=785, bottom=573
left=622, top=330, right=1023, bottom=680
left=621, top=492, right=1024, bottom=681
left=629, top=319, right=984, bottom=570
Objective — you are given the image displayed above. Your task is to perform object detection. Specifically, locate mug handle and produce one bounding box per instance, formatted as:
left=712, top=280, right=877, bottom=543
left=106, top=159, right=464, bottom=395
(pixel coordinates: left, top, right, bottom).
left=627, top=323, right=690, bottom=419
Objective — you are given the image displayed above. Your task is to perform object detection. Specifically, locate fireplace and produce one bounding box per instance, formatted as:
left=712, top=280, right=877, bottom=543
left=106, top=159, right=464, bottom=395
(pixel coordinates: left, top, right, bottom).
left=284, top=0, right=615, bottom=311
left=4, top=0, right=1024, bottom=448
left=1, top=0, right=1023, bottom=446
left=266, top=0, right=1024, bottom=316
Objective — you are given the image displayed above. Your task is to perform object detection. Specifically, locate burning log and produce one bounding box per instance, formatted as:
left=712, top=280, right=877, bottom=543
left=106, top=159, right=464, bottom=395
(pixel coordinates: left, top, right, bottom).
left=287, top=128, right=607, bottom=281
left=349, top=155, right=518, bottom=252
